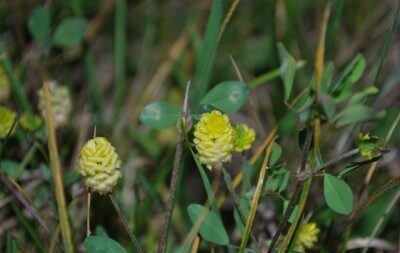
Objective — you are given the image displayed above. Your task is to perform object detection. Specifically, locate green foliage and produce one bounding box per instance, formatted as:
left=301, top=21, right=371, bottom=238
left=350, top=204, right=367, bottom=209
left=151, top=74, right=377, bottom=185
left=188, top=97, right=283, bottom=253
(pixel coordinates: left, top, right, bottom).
left=53, top=17, right=88, bottom=48
left=277, top=43, right=297, bottom=101
left=323, top=174, right=354, bottom=214
left=187, top=204, right=229, bottom=246
left=191, top=0, right=223, bottom=104
left=356, top=133, right=383, bottom=159
left=200, top=81, right=249, bottom=113
left=28, top=6, right=50, bottom=44
left=140, top=101, right=182, bottom=129
left=84, top=236, right=128, bottom=253
left=331, top=54, right=366, bottom=102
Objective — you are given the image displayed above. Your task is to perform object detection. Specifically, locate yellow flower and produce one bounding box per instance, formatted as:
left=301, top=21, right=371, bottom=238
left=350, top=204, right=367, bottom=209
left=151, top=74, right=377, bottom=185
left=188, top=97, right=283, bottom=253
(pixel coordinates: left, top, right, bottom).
left=296, top=222, right=320, bottom=251
left=233, top=124, right=256, bottom=152
left=0, top=66, right=10, bottom=102
left=78, top=137, right=122, bottom=195
left=193, top=110, right=234, bottom=170
left=0, top=106, right=16, bottom=138
left=38, top=81, right=72, bottom=128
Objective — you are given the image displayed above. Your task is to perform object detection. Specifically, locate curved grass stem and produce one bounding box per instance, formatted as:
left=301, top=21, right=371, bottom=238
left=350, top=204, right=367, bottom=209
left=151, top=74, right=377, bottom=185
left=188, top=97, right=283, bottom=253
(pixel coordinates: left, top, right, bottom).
left=109, top=194, right=143, bottom=253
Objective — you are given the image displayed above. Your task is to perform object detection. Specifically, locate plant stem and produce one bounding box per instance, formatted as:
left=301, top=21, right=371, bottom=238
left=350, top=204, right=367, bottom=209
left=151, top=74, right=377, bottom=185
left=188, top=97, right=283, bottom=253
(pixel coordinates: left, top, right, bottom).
left=157, top=82, right=190, bottom=253
left=86, top=191, right=91, bottom=237
left=268, top=129, right=313, bottom=253
left=43, top=82, right=74, bottom=253
left=221, top=167, right=258, bottom=246
left=109, top=194, right=143, bottom=253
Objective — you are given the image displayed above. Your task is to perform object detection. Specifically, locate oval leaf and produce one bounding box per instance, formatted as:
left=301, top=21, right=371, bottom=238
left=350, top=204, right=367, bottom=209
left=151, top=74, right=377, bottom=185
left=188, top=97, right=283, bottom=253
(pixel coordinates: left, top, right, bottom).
left=323, top=174, right=353, bottom=214
left=84, top=236, right=127, bottom=253
left=277, top=43, right=296, bottom=101
left=28, top=6, right=50, bottom=43
left=187, top=204, right=229, bottom=245
left=53, top=17, right=88, bottom=48
left=140, top=101, right=182, bottom=129
left=200, top=81, right=249, bottom=113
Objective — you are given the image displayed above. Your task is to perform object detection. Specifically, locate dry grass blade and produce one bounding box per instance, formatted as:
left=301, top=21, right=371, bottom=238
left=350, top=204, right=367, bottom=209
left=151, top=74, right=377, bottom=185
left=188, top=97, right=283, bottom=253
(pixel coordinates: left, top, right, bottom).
left=238, top=128, right=276, bottom=253
left=43, top=82, right=74, bottom=253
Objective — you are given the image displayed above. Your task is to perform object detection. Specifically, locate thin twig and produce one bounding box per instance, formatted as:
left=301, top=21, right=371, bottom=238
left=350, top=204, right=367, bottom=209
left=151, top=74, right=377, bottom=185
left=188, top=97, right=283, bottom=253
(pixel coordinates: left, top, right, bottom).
left=109, top=194, right=143, bottom=253
left=0, top=172, right=50, bottom=234
left=157, top=82, right=190, bottom=253
left=268, top=129, right=313, bottom=253
left=86, top=191, right=91, bottom=237
left=221, top=167, right=258, bottom=246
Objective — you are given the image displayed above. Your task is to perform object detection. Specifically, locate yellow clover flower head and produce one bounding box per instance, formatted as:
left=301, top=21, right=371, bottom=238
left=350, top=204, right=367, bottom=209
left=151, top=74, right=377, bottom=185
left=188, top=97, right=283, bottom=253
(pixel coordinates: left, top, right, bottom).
left=78, top=137, right=122, bottom=195
left=193, top=110, right=234, bottom=170
left=0, top=106, right=16, bottom=139
left=38, top=81, right=72, bottom=128
left=233, top=123, right=256, bottom=152
left=296, top=222, right=320, bottom=251
left=0, top=66, right=10, bottom=102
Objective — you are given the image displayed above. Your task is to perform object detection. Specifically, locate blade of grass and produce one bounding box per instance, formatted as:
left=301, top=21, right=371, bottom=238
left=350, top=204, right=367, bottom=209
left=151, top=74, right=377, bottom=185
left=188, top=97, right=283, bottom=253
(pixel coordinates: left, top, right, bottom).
left=10, top=202, right=46, bottom=253
left=218, top=0, right=240, bottom=41
left=0, top=54, right=31, bottom=111
left=0, top=173, right=49, bottom=234
left=114, top=0, right=127, bottom=111
left=43, top=82, right=74, bottom=253
left=191, top=0, right=223, bottom=105
left=238, top=128, right=276, bottom=253
left=84, top=51, right=104, bottom=115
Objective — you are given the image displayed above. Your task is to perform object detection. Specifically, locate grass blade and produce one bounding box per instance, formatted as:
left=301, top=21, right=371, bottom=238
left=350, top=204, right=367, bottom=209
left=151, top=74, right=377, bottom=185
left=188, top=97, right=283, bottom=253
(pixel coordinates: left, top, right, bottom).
left=114, top=0, right=127, bottom=111
left=191, top=0, right=223, bottom=105
left=43, top=82, right=74, bottom=253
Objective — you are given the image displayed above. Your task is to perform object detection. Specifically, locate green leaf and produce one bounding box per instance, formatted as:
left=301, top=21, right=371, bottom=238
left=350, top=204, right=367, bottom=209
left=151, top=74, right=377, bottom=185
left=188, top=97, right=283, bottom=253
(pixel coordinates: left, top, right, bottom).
left=84, top=236, right=127, bottom=253
left=268, top=142, right=282, bottom=167
left=200, top=81, right=249, bottom=113
left=139, top=101, right=182, bottom=129
left=187, top=204, right=229, bottom=246
left=277, top=43, right=296, bottom=101
left=28, top=6, right=50, bottom=43
left=348, top=86, right=379, bottom=105
left=1, top=160, right=21, bottom=178
left=334, top=104, right=375, bottom=127
left=320, top=93, right=336, bottom=120
left=53, top=17, right=88, bottom=48
left=332, top=54, right=366, bottom=101
left=323, top=174, right=353, bottom=214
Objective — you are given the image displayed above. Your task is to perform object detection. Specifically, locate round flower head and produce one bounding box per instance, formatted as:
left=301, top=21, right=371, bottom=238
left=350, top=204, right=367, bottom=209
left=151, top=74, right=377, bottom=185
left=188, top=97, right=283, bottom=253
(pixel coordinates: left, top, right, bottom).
left=38, top=81, right=72, bottom=128
left=193, top=110, right=234, bottom=170
left=0, top=106, right=16, bottom=139
left=19, top=112, right=42, bottom=132
left=78, top=137, right=122, bottom=195
left=0, top=66, right=10, bottom=101
left=296, top=222, right=320, bottom=251
left=233, top=124, right=256, bottom=152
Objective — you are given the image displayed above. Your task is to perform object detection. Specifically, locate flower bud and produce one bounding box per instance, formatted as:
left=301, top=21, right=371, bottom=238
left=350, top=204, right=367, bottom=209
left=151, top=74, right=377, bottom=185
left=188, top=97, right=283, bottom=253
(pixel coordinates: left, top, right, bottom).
left=0, top=106, right=16, bottom=138
left=233, top=124, right=256, bottom=152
